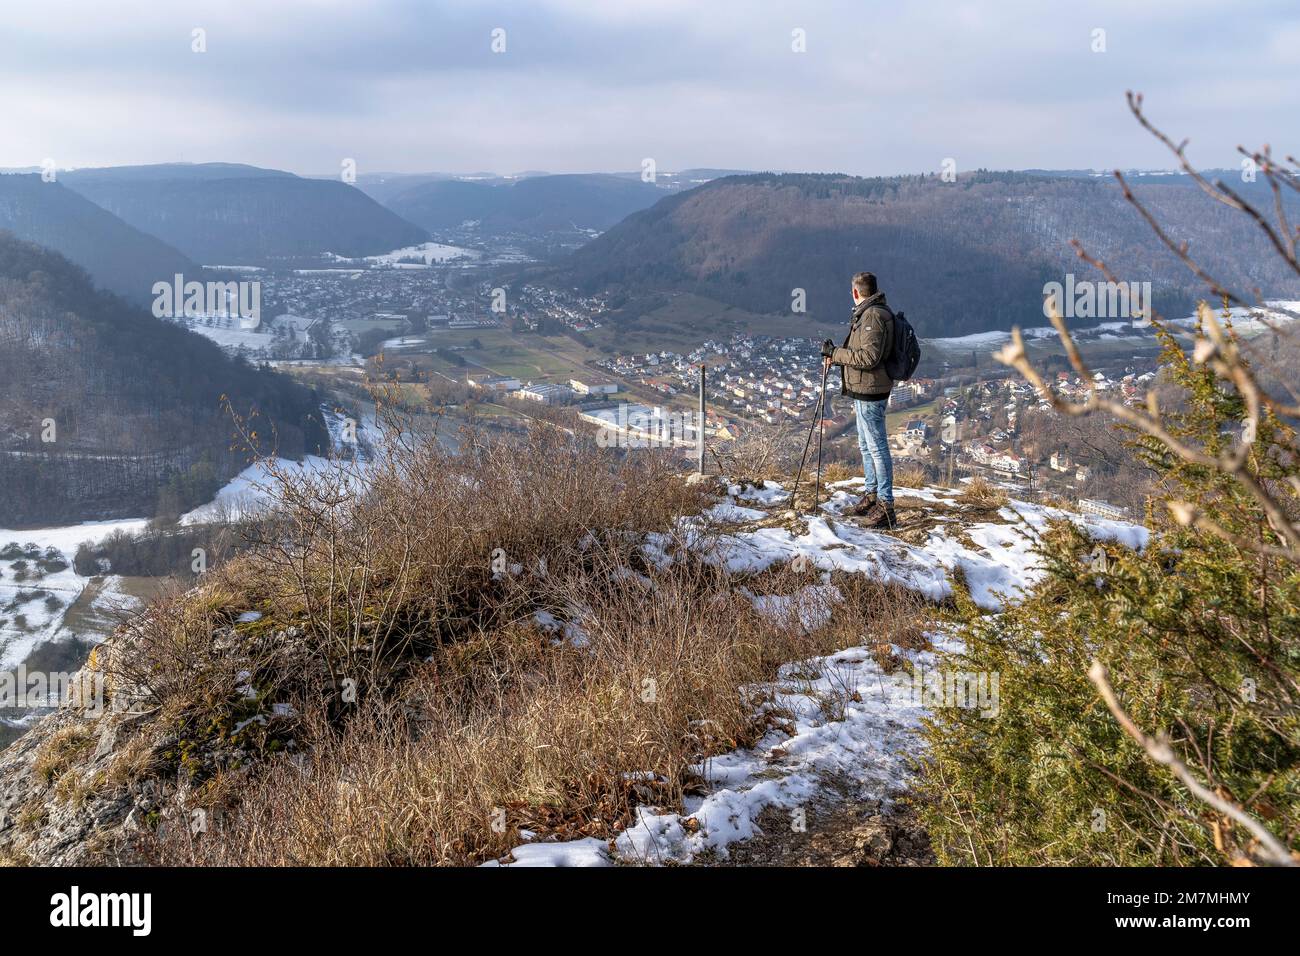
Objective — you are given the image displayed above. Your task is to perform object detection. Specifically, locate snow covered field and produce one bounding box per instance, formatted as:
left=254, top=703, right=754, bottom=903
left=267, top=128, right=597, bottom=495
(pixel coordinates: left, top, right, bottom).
left=182, top=409, right=379, bottom=524
left=488, top=478, right=1149, bottom=866
left=927, top=299, right=1300, bottom=353
left=0, top=519, right=148, bottom=673
left=178, top=455, right=336, bottom=524
left=3, top=408, right=378, bottom=677
left=326, top=242, right=482, bottom=267
left=174, top=322, right=271, bottom=352
left=927, top=325, right=1060, bottom=351
left=379, top=335, right=429, bottom=350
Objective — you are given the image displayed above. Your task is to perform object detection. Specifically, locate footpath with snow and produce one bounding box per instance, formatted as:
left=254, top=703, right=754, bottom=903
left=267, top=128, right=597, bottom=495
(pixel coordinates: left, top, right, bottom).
left=488, top=478, right=1149, bottom=866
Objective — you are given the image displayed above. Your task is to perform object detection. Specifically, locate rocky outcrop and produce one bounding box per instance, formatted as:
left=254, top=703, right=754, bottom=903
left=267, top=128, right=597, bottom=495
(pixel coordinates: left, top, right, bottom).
left=0, top=703, right=142, bottom=866
left=0, top=618, right=267, bottom=866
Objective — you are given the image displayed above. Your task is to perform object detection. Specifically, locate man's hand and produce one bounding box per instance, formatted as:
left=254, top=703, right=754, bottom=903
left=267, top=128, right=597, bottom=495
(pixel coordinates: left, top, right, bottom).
left=820, top=338, right=836, bottom=360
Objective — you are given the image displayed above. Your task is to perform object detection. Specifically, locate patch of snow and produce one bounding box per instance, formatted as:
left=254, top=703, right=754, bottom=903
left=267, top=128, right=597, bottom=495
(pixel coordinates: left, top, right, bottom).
left=704, top=497, right=766, bottom=523
left=532, top=609, right=591, bottom=648
left=693, top=481, right=1147, bottom=611
left=747, top=584, right=840, bottom=633
left=928, top=299, right=1300, bottom=353
left=327, top=242, right=482, bottom=267
left=499, top=635, right=932, bottom=866
left=495, top=477, right=1151, bottom=866
left=179, top=454, right=370, bottom=524
left=731, top=480, right=791, bottom=506
left=483, top=837, right=612, bottom=867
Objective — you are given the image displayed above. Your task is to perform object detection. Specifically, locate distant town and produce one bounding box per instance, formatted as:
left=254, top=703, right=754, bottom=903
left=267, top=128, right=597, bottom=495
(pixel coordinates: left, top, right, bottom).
left=164, top=242, right=1167, bottom=522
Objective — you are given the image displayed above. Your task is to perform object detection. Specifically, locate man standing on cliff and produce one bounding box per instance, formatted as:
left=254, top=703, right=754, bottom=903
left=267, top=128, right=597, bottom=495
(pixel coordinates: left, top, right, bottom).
left=822, top=271, right=896, bottom=529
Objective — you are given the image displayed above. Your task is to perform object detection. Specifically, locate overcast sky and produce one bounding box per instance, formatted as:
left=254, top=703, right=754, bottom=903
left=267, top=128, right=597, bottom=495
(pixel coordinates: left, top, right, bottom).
left=3, top=0, right=1297, bottom=177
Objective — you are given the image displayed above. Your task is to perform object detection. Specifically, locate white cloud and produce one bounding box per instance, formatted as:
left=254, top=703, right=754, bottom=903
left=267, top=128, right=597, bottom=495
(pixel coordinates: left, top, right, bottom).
left=2, top=0, right=1296, bottom=174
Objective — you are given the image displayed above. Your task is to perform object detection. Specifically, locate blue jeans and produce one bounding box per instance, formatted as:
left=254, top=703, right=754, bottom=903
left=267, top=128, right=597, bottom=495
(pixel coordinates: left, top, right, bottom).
left=854, top=398, right=893, bottom=505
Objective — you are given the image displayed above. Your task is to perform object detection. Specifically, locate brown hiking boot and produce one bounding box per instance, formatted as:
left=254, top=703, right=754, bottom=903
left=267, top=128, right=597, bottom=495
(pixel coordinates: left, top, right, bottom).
left=861, top=502, right=897, bottom=530
left=845, top=492, right=877, bottom=517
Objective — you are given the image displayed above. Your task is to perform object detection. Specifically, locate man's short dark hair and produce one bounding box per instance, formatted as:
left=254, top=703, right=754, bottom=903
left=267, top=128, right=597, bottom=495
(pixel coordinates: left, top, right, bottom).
left=852, top=272, right=877, bottom=297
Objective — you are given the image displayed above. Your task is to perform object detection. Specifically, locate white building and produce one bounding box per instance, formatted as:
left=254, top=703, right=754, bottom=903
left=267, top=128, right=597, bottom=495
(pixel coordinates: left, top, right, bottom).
left=1078, top=498, right=1129, bottom=521
left=513, top=383, right=573, bottom=405
left=467, top=374, right=522, bottom=391
left=569, top=378, right=620, bottom=396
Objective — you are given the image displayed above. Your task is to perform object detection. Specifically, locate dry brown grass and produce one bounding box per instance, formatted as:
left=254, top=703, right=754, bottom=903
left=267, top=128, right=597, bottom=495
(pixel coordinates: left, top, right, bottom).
left=820, top=461, right=855, bottom=485
left=708, top=419, right=805, bottom=484
left=152, top=582, right=928, bottom=863
left=826, top=572, right=932, bottom=672
left=956, top=476, right=1009, bottom=509
left=96, top=416, right=939, bottom=866
left=892, top=461, right=931, bottom=491
left=109, top=423, right=707, bottom=706
left=33, top=723, right=95, bottom=785
left=142, top=553, right=925, bottom=865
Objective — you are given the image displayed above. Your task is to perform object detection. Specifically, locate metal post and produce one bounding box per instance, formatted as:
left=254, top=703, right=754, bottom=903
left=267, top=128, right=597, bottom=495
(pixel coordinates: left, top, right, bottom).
left=697, top=363, right=706, bottom=475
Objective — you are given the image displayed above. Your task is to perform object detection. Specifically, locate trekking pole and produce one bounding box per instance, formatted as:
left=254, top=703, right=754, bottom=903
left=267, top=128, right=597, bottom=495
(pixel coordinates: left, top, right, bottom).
left=789, top=381, right=825, bottom=515
left=813, top=361, right=829, bottom=513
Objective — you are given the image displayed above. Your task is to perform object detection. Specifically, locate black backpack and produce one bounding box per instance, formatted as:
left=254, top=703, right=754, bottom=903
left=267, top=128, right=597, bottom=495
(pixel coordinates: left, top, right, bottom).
left=884, top=310, right=922, bottom=382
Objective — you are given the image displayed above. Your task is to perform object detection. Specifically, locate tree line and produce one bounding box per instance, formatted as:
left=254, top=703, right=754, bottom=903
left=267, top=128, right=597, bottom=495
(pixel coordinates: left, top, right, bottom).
left=0, top=233, right=328, bottom=525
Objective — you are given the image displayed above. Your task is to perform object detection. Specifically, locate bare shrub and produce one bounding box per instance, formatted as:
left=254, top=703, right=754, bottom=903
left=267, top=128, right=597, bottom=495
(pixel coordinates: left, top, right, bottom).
left=709, top=417, right=804, bottom=482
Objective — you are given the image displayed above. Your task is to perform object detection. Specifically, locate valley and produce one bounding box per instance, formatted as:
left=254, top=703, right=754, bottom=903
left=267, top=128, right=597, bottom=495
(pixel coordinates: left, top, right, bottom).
left=1, top=108, right=1297, bottom=885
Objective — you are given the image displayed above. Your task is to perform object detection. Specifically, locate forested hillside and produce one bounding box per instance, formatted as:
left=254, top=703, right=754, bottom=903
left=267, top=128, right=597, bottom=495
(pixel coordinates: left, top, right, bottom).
left=385, top=173, right=664, bottom=235
left=0, top=174, right=196, bottom=304
left=545, top=171, right=1300, bottom=336
left=63, top=165, right=428, bottom=264
left=0, top=234, right=328, bottom=525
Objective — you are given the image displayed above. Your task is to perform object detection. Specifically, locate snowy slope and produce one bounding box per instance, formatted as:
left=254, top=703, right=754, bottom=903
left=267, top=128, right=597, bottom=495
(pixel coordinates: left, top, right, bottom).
left=488, top=478, right=1148, bottom=867
left=667, top=479, right=1146, bottom=610
left=180, top=407, right=379, bottom=524
left=927, top=299, right=1300, bottom=352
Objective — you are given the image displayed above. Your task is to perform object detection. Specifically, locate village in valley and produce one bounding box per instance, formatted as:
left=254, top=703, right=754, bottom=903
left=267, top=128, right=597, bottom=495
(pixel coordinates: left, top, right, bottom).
left=163, top=237, right=1162, bottom=521
left=579, top=331, right=1154, bottom=518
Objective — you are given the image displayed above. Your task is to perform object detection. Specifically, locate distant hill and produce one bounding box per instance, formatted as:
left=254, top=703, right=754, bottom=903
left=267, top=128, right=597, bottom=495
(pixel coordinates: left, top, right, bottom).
left=542, top=171, right=1300, bottom=337
left=0, top=174, right=197, bottom=304
left=349, top=172, right=460, bottom=205
left=62, top=164, right=427, bottom=264
left=63, top=162, right=295, bottom=183
left=384, top=173, right=667, bottom=235
left=0, top=233, right=328, bottom=525
left=609, top=167, right=755, bottom=188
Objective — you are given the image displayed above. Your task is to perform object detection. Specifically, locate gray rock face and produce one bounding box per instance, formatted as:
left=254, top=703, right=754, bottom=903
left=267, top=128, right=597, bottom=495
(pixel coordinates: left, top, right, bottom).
left=0, top=641, right=160, bottom=866
left=0, top=614, right=299, bottom=865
